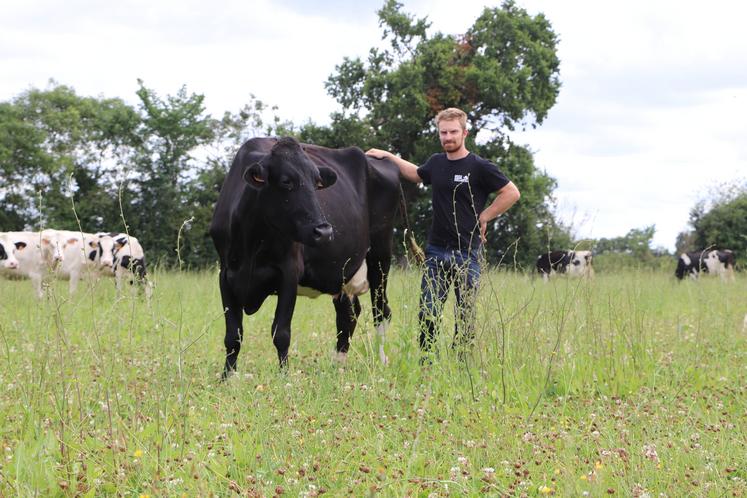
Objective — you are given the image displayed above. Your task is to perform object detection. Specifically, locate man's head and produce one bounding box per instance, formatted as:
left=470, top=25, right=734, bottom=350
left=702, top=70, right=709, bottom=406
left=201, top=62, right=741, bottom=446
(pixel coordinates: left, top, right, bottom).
left=435, top=108, right=468, bottom=154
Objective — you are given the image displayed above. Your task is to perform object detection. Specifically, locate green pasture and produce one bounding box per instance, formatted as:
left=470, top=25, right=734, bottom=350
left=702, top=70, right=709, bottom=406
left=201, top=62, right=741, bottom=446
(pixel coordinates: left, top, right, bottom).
left=0, top=269, right=744, bottom=496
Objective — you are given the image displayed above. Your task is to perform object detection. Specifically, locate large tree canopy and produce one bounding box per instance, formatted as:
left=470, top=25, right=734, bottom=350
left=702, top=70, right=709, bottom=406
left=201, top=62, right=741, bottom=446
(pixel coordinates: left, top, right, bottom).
left=304, top=0, right=566, bottom=268
left=678, top=182, right=747, bottom=264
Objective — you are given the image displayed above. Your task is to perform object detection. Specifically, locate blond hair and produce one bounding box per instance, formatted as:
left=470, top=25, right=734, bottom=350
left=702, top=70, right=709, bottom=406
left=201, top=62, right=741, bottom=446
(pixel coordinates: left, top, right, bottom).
left=435, top=108, right=468, bottom=130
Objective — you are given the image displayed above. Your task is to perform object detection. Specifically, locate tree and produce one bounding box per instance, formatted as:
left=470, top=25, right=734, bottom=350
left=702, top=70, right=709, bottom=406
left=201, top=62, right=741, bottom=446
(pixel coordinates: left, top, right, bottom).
left=126, top=80, right=215, bottom=266
left=594, top=225, right=657, bottom=259
left=684, top=182, right=747, bottom=262
left=318, top=0, right=566, bottom=268
left=0, top=83, right=140, bottom=231
left=590, top=225, right=673, bottom=272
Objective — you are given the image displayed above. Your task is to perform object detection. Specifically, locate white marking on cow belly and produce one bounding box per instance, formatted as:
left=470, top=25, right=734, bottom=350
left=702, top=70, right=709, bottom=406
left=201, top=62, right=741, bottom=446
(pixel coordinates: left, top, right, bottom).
left=297, top=286, right=324, bottom=298
left=704, top=251, right=725, bottom=276
left=342, top=260, right=369, bottom=298
left=680, top=253, right=691, bottom=266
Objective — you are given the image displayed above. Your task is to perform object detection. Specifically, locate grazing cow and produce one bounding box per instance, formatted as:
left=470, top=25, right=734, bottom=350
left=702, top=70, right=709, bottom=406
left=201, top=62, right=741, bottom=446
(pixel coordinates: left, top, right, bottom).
left=0, top=231, right=58, bottom=298
left=54, top=230, right=107, bottom=294
left=97, top=232, right=150, bottom=295
left=536, top=250, right=594, bottom=281
left=675, top=249, right=735, bottom=281
left=210, top=137, right=400, bottom=377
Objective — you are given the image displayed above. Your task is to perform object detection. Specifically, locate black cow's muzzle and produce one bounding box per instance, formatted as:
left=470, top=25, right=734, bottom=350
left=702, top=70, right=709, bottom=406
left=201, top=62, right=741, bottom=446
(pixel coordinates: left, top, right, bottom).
left=312, top=223, right=334, bottom=244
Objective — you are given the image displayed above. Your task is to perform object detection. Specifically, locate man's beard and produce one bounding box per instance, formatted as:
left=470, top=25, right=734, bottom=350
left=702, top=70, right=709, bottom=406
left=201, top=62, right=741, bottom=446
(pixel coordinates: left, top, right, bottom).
left=442, top=140, right=461, bottom=153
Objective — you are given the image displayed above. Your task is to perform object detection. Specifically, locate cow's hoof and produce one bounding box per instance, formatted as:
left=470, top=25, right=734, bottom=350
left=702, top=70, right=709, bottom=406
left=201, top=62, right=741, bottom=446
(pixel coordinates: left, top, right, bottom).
left=334, top=351, right=348, bottom=363
left=220, top=369, right=237, bottom=382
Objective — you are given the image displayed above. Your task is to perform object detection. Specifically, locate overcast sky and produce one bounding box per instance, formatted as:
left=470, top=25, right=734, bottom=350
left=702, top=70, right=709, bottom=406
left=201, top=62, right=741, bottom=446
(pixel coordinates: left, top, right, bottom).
left=3, top=0, right=746, bottom=250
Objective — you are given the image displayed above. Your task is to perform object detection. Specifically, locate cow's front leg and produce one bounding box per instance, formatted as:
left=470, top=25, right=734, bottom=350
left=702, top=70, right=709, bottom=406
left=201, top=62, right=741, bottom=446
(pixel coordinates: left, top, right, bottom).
left=69, top=270, right=80, bottom=295
left=333, top=293, right=362, bottom=362
left=272, top=279, right=298, bottom=369
left=220, top=271, right=244, bottom=380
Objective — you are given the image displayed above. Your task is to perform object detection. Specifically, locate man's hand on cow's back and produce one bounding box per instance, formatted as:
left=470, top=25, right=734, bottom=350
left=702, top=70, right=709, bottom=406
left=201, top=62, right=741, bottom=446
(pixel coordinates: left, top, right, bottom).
left=365, top=148, right=389, bottom=160
left=366, top=149, right=422, bottom=184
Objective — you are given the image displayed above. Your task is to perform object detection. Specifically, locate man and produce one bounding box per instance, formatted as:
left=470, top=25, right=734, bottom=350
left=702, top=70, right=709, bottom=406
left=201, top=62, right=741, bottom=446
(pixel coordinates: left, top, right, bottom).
left=366, top=108, right=520, bottom=358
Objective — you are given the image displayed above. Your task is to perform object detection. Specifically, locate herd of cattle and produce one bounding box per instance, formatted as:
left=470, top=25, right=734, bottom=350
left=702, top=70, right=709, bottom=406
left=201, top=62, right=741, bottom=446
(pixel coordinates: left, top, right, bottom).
left=0, top=231, right=737, bottom=301
left=535, top=248, right=736, bottom=281
left=0, top=229, right=149, bottom=298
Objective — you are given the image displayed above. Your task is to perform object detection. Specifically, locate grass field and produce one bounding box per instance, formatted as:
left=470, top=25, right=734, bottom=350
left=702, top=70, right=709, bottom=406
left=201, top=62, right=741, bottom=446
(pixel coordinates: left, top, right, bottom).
left=0, top=268, right=745, bottom=496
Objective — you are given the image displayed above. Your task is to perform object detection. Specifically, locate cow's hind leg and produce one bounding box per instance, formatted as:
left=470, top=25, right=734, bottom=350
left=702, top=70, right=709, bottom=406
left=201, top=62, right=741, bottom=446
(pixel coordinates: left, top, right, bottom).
left=219, top=271, right=244, bottom=380
left=333, top=294, right=361, bottom=362
left=367, top=248, right=392, bottom=365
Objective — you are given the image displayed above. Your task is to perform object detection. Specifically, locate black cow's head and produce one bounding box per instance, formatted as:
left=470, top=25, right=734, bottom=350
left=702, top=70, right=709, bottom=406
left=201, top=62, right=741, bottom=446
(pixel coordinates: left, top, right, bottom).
left=243, top=137, right=337, bottom=246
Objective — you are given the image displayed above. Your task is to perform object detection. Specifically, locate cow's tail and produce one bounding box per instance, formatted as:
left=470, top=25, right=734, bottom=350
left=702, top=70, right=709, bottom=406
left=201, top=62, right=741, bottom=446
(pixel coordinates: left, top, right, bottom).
left=399, top=184, right=425, bottom=265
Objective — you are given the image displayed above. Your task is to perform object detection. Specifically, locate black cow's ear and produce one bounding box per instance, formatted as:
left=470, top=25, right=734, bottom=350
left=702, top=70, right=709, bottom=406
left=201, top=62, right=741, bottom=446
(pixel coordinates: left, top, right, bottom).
left=318, top=167, right=337, bottom=189
left=243, top=162, right=268, bottom=189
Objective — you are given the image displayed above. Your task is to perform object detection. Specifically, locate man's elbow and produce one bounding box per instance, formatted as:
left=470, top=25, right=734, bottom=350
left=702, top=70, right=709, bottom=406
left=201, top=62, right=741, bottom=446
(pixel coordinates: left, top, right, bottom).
left=505, top=182, right=521, bottom=205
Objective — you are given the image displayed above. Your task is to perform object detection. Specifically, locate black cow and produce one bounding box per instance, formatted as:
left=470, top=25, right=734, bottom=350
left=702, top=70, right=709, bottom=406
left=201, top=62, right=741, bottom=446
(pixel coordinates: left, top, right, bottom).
left=210, top=137, right=400, bottom=377
left=675, top=249, right=735, bottom=280
left=536, top=250, right=594, bottom=281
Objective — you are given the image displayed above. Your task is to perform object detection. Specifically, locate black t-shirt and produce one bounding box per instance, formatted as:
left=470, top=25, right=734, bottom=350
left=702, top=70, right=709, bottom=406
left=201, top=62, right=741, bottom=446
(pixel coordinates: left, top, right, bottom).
left=417, top=152, right=510, bottom=251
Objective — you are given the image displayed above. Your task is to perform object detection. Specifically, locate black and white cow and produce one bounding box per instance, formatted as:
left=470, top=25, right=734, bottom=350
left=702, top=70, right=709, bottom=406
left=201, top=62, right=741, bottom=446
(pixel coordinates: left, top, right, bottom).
left=97, top=232, right=151, bottom=295
left=536, top=250, right=594, bottom=281
left=41, top=229, right=106, bottom=294
left=0, top=231, right=60, bottom=298
left=675, top=249, right=735, bottom=281
left=210, top=137, right=400, bottom=377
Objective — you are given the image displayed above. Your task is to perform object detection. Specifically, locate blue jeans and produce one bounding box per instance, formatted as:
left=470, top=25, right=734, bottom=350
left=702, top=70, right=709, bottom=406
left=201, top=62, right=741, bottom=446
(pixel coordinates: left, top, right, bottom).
left=418, top=244, right=481, bottom=352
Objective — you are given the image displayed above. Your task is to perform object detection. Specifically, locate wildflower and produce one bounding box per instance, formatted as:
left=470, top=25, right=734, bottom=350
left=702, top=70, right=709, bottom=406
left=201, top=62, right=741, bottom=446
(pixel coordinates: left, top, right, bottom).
left=256, top=384, right=265, bottom=392
left=580, top=475, right=588, bottom=481
left=134, top=449, right=144, bottom=458
left=450, top=466, right=460, bottom=480
left=595, top=461, right=603, bottom=470
left=642, top=444, right=659, bottom=463
left=539, top=485, right=554, bottom=494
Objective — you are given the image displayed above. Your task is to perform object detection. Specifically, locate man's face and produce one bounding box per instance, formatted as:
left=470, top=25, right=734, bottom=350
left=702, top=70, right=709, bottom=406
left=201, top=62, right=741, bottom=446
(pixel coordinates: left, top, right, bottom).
left=438, top=119, right=467, bottom=153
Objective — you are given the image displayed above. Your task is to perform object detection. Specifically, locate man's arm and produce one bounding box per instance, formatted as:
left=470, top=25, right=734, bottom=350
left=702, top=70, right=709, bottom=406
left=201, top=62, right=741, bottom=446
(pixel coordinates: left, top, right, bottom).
left=365, top=149, right=422, bottom=184
left=478, top=181, right=521, bottom=242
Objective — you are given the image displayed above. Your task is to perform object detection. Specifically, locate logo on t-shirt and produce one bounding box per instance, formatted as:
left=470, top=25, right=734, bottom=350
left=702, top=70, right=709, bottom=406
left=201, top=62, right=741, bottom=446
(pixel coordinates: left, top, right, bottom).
left=453, top=174, right=470, bottom=183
